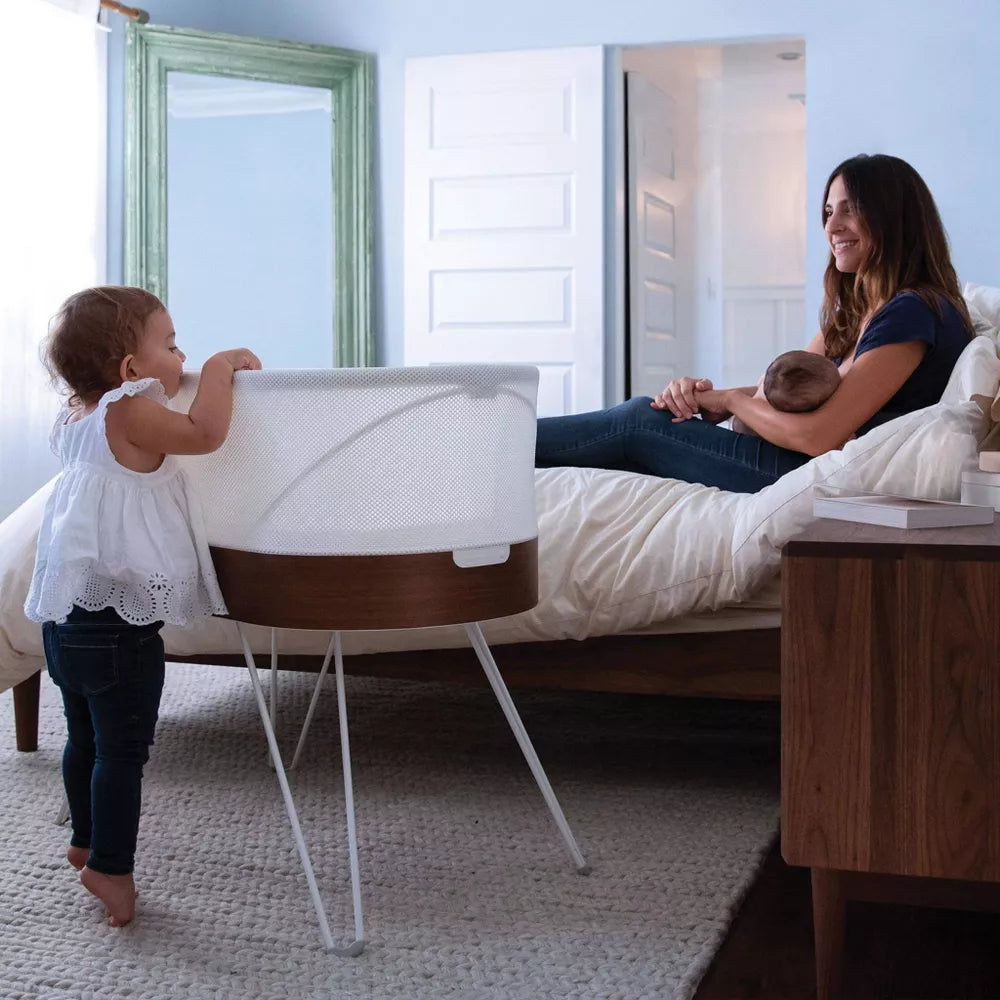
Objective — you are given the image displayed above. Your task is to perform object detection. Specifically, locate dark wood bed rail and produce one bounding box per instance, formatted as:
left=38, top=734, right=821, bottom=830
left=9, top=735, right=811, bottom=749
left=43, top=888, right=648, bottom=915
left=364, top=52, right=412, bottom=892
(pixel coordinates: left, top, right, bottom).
left=9, top=627, right=781, bottom=752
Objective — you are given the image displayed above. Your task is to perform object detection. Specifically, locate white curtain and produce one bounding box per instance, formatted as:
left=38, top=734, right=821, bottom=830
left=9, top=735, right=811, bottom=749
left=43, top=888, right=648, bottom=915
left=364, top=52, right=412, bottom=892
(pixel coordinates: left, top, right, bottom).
left=0, top=0, right=106, bottom=520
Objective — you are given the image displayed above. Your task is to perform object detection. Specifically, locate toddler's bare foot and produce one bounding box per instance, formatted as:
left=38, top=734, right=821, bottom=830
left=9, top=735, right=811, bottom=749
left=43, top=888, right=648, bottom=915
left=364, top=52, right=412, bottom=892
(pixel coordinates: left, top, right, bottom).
left=80, top=866, right=137, bottom=927
left=67, top=846, right=89, bottom=871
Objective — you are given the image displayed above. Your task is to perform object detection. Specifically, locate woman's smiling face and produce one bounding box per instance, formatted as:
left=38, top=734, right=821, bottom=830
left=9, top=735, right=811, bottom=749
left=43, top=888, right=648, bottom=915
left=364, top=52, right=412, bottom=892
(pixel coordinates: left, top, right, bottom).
left=824, top=174, right=867, bottom=273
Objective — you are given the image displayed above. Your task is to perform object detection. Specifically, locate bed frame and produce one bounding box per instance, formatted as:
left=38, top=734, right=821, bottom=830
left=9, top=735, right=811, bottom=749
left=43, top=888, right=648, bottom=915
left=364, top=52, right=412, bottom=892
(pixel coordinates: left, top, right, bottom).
left=10, top=627, right=781, bottom=752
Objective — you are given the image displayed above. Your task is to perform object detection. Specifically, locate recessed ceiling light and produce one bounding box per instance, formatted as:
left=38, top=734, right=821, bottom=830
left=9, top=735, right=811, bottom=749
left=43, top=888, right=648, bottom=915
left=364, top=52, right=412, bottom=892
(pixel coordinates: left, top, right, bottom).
left=777, top=51, right=802, bottom=61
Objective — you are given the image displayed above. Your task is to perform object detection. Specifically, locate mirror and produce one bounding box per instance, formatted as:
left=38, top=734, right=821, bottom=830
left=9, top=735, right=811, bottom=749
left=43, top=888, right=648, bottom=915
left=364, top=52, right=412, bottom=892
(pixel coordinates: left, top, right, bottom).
left=125, top=24, right=373, bottom=366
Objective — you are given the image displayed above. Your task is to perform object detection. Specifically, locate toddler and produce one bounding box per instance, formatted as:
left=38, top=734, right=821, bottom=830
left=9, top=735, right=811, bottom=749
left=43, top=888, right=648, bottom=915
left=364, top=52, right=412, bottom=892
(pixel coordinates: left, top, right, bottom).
left=24, top=285, right=260, bottom=927
left=731, top=349, right=840, bottom=436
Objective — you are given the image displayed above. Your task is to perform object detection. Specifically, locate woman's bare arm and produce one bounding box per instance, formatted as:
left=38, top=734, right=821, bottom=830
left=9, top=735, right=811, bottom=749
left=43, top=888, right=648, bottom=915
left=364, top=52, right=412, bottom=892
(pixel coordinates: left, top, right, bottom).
left=711, top=340, right=927, bottom=456
left=696, top=384, right=759, bottom=423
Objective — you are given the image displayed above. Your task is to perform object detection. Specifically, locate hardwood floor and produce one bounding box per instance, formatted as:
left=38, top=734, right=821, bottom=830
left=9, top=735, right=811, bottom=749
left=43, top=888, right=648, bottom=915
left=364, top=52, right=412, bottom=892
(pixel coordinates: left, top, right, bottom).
left=695, top=840, right=1000, bottom=1000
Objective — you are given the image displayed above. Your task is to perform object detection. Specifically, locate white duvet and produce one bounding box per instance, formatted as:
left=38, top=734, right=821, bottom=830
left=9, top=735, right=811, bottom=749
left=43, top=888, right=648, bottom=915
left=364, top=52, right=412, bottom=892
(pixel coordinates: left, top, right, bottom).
left=2, top=284, right=999, bottom=694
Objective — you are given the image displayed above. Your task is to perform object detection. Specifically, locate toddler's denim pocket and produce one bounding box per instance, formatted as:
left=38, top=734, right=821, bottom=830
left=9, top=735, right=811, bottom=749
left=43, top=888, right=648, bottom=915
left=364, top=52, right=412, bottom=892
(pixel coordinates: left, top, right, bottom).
left=54, top=632, right=120, bottom=696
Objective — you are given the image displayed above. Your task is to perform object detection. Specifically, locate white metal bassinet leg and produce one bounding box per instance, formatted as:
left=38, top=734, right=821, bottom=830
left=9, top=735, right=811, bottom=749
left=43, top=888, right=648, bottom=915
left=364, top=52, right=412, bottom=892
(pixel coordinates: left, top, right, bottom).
left=54, top=795, right=70, bottom=826
left=265, top=628, right=280, bottom=771
left=290, top=632, right=338, bottom=771
left=463, top=622, right=589, bottom=874
left=236, top=624, right=364, bottom=956
left=285, top=633, right=364, bottom=954
left=269, top=628, right=278, bottom=725
left=293, top=624, right=590, bottom=871
left=245, top=621, right=588, bottom=956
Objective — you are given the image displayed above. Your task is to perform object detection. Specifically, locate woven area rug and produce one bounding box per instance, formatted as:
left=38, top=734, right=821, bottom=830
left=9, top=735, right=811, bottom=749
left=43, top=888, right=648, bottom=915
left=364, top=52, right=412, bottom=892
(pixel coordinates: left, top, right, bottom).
left=0, top=661, right=780, bottom=999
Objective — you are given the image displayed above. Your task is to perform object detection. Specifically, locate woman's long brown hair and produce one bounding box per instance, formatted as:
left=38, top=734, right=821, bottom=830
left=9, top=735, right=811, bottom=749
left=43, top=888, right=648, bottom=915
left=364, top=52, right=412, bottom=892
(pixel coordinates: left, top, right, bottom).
left=819, top=154, right=973, bottom=360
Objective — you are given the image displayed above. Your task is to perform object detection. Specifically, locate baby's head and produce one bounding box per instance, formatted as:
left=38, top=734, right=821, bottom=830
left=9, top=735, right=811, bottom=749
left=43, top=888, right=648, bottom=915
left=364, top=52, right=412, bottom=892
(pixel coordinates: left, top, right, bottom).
left=44, top=286, right=182, bottom=406
left=762, top=350, right=840, bottom=413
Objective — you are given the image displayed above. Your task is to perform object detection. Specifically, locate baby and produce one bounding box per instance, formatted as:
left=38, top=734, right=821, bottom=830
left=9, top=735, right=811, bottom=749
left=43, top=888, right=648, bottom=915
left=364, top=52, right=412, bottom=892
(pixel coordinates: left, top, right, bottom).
left=731, top=349, right=840, bottom=436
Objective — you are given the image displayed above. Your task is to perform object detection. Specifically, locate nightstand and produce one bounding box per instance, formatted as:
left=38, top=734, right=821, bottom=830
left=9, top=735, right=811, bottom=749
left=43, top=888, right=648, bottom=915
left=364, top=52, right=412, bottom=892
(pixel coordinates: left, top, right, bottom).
left=781, top=518, right=1000, bottom=1000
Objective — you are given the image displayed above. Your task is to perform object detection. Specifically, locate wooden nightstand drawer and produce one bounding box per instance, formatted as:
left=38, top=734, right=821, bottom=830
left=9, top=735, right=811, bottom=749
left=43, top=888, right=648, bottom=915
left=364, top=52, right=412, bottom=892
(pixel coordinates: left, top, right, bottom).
left=780, top=518, right=1000, bottom=1000
left=782, top=547, right=1000, bottom=881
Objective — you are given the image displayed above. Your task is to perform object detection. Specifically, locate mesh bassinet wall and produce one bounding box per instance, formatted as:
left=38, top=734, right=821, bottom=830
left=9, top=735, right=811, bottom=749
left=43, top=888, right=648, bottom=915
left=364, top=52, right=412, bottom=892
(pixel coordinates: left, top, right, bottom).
left=171, top=366, right=586, bottom=956
left=171, top=365, right=541, bottom=629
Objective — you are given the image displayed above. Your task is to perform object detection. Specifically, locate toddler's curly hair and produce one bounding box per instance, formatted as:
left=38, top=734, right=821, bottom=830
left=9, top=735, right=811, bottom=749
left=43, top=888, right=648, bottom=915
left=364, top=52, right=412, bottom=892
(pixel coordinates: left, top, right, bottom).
left=44, top=285, right=165, bottom=407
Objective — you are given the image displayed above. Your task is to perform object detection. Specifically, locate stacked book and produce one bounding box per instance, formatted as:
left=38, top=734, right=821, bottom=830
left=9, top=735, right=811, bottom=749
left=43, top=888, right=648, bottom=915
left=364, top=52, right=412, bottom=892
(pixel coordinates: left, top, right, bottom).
left=812, top=491, right=995, bottom=529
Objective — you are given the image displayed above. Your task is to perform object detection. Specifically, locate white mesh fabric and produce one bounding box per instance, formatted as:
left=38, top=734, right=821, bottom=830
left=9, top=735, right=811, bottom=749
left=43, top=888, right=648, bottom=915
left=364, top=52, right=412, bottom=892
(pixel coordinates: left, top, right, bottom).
left=172, top=365, right=539, bottom=556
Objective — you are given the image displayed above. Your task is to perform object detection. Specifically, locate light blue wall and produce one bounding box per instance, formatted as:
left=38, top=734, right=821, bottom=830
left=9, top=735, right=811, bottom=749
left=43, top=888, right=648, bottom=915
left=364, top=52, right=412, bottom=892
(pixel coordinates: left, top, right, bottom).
left=108, top=0, right=1000, bottom=367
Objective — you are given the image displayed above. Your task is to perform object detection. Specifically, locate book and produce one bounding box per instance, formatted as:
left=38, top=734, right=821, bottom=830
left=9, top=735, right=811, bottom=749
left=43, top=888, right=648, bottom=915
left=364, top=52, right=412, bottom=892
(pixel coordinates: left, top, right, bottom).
left=812, top=492, right=995, bottom=529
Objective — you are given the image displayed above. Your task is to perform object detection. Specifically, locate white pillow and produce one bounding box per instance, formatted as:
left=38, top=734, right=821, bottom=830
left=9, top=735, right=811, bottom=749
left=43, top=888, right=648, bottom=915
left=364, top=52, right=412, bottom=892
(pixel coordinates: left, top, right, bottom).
left=729, top=396, right=988, bottom=600
left=963, top=282, right=1000, bottom=341
left=940, top=334, right=1000, bottom=405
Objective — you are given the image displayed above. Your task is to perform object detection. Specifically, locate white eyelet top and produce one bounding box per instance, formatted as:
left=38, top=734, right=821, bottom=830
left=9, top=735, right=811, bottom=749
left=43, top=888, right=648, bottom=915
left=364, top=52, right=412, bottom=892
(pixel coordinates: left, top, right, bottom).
left=24, top=378, right=228, bottom=627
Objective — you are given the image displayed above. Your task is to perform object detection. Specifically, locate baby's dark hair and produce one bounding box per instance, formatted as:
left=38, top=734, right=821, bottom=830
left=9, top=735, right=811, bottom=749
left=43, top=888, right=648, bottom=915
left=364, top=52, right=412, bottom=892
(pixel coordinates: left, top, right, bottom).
left=44, top=285, right=166, bottom=407
left=762, top=350, right=840, bottom=413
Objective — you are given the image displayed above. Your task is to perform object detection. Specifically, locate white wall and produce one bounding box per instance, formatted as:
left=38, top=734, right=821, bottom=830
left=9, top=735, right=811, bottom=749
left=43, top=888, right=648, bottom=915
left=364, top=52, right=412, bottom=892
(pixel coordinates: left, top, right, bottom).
left=721, top=129, right=805, bottom=288
left=718, top=47, right=806, bottom=387
left=718, top=42, right=805, bottom=290
left=106, top=0, right=1000, bottom=367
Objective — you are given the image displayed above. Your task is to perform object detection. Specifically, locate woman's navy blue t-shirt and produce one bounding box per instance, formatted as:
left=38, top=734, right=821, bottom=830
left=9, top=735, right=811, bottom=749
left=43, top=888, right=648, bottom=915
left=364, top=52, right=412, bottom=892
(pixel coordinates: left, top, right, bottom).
left=844, top=291, right=971, bottom=433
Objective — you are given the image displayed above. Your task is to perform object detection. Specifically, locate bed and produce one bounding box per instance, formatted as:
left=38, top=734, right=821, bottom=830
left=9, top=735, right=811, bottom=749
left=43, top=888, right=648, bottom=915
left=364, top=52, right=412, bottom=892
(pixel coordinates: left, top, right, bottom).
left=6, top=283, right=1000, bottom=751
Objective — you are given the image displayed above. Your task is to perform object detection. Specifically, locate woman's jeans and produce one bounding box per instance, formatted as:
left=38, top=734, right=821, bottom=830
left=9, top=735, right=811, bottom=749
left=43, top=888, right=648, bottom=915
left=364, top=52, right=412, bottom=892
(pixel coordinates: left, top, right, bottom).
left=535, top=396, right=811, bottom=493
left=43, top=606, right=165, bottom=876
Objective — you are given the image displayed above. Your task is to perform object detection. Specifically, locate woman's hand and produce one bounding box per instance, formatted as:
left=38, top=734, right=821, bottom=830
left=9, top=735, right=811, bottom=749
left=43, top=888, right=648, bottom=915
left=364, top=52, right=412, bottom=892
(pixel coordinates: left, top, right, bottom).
left=650, top=376, right=715, bottom=420
left=651, top=377, right=733, bottom=423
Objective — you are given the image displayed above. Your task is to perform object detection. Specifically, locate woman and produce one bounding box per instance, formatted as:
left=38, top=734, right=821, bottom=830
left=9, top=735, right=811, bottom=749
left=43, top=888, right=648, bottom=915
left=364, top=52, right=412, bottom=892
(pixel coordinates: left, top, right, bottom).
left=535, top=154, right=975, bottom=493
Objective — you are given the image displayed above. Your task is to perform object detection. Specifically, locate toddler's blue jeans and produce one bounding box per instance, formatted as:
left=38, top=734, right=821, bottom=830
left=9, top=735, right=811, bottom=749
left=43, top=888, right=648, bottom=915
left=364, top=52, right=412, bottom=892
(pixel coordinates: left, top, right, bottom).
left=535, top=396, right=811, bottom=493
left=43, top=606, right=165, bottom=876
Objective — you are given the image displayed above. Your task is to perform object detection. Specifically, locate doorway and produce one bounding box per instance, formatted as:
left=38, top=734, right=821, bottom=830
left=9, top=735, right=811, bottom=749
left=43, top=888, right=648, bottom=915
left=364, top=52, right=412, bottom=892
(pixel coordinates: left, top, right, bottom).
left=623, top=40, right=806, bottom=398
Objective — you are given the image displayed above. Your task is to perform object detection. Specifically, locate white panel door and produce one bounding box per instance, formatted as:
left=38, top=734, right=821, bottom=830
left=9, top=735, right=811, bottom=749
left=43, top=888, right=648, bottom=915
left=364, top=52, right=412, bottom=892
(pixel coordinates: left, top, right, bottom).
left=404, top=47, right=604, bottom=416
left=627, top=72, right=694, bottom=399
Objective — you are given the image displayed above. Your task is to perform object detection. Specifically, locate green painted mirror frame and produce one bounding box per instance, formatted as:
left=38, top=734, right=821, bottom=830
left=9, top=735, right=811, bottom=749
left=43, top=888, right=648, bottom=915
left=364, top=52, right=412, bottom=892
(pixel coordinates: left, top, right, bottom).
left=124, top=24, right=374, bottom=366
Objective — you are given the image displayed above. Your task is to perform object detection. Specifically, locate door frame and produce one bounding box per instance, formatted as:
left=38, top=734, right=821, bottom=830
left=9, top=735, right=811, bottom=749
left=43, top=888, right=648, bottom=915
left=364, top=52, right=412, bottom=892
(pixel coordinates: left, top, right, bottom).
left=124, top=23, right=375, bottom=367
left=606, top=45, right=627, bottom=406
left=613, top=38, right=808, bottom=400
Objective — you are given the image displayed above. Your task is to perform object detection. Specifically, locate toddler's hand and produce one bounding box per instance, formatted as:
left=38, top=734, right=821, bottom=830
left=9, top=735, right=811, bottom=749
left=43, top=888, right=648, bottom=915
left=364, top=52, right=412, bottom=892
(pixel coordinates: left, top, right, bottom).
left=210, top=349, right=262, bottom=373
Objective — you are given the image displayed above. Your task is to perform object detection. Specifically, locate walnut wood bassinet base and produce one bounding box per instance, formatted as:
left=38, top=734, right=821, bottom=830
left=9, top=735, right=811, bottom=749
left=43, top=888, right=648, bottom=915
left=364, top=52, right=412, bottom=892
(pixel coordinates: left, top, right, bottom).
left=208, top=540, right=540, bottom=630
left=11, top=627, right=780, bottom=751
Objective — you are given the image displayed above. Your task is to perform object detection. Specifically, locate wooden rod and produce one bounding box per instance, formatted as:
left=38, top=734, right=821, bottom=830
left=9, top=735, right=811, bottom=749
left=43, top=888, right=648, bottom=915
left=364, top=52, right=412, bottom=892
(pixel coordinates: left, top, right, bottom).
left=99, top=0, right=150, bottom=22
